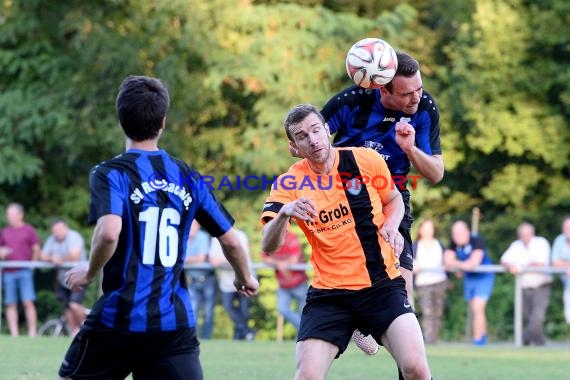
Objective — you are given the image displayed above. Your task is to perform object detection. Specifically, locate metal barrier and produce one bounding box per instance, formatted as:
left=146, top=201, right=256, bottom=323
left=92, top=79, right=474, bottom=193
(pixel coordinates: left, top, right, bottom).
left=0, top=261, right=566, bottom=346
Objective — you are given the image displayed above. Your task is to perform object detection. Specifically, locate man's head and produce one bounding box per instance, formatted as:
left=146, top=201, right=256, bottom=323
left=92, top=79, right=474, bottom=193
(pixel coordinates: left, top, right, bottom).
left=284, top=104, right=332, bottom=165
left=380, top=52, right=422, bottom=115
left=517, top=222, right=535, bottom=246
left=116, top=75, right=170, bottom=142
left=451, top=220, right=471, bottom=246
left=562, top=216, right=570, bottom=240
left=51, top=219, right=69, bottom=242
left=6, top=203, right=24, bottom=227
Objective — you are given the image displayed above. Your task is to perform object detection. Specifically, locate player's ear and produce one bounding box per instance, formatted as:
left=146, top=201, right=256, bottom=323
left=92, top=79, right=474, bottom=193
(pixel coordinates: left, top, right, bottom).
left=289, top=141, right=300, bottom=158
left=379, top=85, right=389, bottom=97
left=160, top=117, right=166, bottom=131
left=324, top=122, right=331, bottom=137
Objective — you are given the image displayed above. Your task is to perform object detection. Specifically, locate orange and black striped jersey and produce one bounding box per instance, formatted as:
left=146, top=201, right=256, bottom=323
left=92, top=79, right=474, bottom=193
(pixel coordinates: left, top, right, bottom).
left=261, top=147, right=401, bottom=290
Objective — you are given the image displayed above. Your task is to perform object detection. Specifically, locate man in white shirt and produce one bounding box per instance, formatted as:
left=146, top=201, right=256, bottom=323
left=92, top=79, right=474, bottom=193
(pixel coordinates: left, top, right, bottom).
left=500, top=222, right=552, bottom=346
left=551, top=216, right=570, bottom=323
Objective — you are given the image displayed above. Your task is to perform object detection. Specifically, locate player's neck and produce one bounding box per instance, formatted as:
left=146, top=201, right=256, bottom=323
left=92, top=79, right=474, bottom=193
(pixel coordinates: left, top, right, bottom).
left=125, top=138, right=160, bottom=151
left=308, top=147, right=336, bottom=174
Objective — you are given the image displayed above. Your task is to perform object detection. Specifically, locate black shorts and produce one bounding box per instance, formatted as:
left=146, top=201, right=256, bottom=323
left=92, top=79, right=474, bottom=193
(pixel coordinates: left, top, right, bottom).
left=58, top=324, right=203, bottom=380
left=55, top=282, right=85, bottom=308
left=398, top=190, right=414, bottom=271
left=297, top=276, right=413, bottom=357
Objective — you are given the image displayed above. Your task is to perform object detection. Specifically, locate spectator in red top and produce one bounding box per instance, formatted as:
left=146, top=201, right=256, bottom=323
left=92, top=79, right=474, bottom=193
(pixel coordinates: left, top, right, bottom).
left=0, top=203, right=41, bottom=336
left=262, top=231, right=308, bottom=330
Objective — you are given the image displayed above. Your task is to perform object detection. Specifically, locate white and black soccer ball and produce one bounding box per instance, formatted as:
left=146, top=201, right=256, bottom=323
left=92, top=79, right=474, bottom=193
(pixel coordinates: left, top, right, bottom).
left=346, top=38, right=398, bottom=89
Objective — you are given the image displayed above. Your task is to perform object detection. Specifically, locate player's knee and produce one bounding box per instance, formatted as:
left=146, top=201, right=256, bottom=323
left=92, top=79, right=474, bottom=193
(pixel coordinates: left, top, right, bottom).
left=295, top=355, right=327, bottom=380
left=400, top=358, right=430, bottom=380
left=295, top=366, right=326, bottom=380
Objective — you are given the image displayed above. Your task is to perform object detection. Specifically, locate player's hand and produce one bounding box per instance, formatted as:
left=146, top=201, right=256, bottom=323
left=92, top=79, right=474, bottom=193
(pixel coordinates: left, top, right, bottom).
left=234, top=274, right=259, bottom=297
left=281, top=198, right=317, bottom=223
left=379, top=224, right=404, bottom=257
left=395, top=122, right=415, bottom=153
left=64, top=264, right=95, bottom=291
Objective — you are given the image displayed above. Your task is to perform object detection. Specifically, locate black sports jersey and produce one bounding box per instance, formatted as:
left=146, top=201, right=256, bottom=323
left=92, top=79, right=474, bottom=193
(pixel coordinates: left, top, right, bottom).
left=86, top=149, right=234, bottom=332
left=322, top=85, right=441, bottom=186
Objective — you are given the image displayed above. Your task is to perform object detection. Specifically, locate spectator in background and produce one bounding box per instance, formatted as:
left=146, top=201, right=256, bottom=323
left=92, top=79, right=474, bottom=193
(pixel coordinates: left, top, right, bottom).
left=551, top=216, right=570, bottom=324
left=412, top=219, right=447, bottom=344
left=444, top=220, right=495, bottom=346
left=262, top=231, right=308, bottom=331
left=210, top=228, right=257, bottom=340
left=0, top=203, right=40, bottom=337
left=500, top=222, right=552, bottom=346
left=185, top=220, right=217, bottom=339
left=40, top=219, right=88, bottom=336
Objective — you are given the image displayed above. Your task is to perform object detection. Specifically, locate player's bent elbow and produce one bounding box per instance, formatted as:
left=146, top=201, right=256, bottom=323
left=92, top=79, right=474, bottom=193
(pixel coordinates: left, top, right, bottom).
left=427, top=170, right=444, bottom=185
left=261, top=241, right=278, bottom=256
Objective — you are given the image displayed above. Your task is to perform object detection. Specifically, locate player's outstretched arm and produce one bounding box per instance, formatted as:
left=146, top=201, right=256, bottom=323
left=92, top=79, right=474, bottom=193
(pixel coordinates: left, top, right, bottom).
left=262, top=197, right=316, bottom=254
left=218, top=228, right=259, bottom=297
left=65, top=214, right=121, bottom=291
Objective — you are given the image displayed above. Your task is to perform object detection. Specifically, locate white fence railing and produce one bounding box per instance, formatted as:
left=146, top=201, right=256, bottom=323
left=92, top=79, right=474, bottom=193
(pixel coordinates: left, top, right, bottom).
left=0, top=261, right=566, bottom=346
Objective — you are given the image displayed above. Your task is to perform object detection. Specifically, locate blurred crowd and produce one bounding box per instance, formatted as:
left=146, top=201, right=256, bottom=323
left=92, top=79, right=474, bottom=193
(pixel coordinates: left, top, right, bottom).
left=2, top=201, right=570, bottom=345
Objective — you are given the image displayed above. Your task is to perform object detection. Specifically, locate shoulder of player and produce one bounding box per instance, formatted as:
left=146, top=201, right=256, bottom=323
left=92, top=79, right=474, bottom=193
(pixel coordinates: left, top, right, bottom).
left=324, top=85, right=378, bottom=109
left=89, top=153, right=128, bottom=175
left=417, top=91, right=439, bottom=112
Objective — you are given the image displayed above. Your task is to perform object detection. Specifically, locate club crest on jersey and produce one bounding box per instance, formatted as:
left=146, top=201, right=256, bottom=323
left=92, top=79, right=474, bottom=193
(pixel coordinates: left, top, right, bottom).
left=347, top=178, right=362, bottom=196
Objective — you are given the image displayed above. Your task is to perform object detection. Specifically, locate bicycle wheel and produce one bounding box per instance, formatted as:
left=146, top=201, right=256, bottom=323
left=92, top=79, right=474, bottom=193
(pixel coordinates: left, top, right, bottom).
left=38, top=318, right=67, bottom=337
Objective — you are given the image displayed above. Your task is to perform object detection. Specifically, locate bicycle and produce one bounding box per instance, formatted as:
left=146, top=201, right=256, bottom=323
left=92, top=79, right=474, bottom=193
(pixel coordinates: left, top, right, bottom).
left=38, top=314, right=73, bottom=337
left=38, top=307, right=91, bottom=337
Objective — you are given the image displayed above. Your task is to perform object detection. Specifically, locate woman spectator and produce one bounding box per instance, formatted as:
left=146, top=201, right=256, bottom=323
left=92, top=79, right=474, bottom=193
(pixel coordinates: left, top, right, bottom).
left=413, top=219, right=448, bottom=344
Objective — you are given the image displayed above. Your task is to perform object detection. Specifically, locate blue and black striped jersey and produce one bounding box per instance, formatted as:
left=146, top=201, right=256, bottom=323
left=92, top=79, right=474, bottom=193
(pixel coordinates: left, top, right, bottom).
left=86, top=148, right=234, bottom=332
left=321, top=85, right=441, bottom=181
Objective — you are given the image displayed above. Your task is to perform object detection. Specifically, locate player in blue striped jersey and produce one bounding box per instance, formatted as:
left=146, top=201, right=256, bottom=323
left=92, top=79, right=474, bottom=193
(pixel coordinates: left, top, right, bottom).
left=321, top=52, right=444, bottom=303
left=59, top=75, right=258, bottom=380
left=321, top=52, right=443, bottom=377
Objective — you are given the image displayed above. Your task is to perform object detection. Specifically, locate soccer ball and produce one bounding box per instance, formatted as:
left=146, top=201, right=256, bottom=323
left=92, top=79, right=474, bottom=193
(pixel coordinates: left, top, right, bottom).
left=345, top=38, right=398, bottom=88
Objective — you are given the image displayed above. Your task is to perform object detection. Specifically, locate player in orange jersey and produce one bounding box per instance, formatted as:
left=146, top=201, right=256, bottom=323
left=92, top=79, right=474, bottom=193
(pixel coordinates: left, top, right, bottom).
left=261, top=104, right=431, bottom=380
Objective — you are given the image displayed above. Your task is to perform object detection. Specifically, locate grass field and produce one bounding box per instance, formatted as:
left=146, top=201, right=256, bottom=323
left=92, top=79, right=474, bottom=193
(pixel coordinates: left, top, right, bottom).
left=1, top=337, right=569, bottom=380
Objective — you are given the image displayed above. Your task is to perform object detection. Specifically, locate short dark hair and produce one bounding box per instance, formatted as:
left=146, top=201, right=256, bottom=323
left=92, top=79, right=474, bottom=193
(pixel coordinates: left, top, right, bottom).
left=384, top=52, right=420, bottom=92
left=283, top=104, right=325, bottom=141
left=116, top=75, right=170, bottom=141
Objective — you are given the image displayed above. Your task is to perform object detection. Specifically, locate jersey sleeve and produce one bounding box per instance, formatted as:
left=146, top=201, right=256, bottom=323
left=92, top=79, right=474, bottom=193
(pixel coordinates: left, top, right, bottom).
left=193, top=184, right=235, bottom=238
left=321, top=93, right=343, bottom=134
left=88, top=165, right=125, bottom=225
left=261, top=174, right=297, bottom=224
left=415, top=93, right=442, bottom=155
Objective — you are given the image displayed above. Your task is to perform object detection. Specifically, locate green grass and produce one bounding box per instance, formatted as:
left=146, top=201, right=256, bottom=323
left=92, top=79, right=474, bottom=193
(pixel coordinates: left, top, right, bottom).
left=1, top=337, right=570, bottom=379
